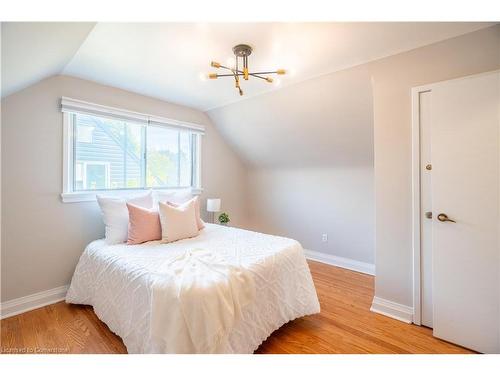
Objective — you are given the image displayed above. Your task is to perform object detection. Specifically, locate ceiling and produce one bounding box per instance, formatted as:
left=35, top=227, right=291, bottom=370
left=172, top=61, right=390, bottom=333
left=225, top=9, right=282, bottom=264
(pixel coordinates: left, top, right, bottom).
left=1, top=22, right=495, bottom=110
left=1, top=22, right=95, bottom=98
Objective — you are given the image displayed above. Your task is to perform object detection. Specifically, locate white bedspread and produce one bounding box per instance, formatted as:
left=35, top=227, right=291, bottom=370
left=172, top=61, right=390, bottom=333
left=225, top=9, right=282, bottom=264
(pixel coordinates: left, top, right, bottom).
left=66, top=224, right=320, bottom=353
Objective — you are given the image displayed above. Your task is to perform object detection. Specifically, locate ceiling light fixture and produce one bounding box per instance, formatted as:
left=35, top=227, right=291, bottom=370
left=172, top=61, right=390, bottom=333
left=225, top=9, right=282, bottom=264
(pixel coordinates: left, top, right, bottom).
left=206, top=44, right=286, bottom=96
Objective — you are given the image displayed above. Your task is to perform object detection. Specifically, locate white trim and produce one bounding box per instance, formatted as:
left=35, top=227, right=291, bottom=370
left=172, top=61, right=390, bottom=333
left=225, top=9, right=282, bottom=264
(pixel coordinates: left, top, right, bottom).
left=1, top=285, right=69, bottom=319
left=61, top=96, right=148, bottom=124
left=61, top=97, right=205, bottom=133
left=195, top=134, right=202, bottom=189
left=370, top=296, right=414, bottom=324
left=303, top=249, right=375, bottom=275
left=411, top=85, right=432, bottom=326
left=148, top=115, right=205, bottom=134
left=62, top=112, right=74, bottom=197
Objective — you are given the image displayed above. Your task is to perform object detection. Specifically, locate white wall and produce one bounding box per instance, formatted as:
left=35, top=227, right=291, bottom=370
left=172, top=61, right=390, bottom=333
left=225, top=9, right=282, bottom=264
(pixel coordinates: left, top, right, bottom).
left=0, top=75, right=248, bottom=302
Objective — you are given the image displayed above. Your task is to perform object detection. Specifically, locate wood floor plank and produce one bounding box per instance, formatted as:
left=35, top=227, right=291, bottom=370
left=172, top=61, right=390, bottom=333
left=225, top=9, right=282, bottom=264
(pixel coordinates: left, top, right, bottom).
left=1, top=260, right=474, bottom=354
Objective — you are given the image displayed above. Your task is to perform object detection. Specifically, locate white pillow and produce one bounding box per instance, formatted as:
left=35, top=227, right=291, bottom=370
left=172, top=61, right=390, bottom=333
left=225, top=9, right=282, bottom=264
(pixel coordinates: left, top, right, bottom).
left=158, top=200, right=199, bottom=243
left=97, top=191, right=153, bottom=244
left=154, top=189, right=193, bottom=206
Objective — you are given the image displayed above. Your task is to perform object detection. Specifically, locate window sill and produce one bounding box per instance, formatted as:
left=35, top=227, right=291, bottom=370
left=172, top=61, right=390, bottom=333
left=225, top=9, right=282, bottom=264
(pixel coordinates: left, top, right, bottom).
left=61, top=187, right=203, bottom=203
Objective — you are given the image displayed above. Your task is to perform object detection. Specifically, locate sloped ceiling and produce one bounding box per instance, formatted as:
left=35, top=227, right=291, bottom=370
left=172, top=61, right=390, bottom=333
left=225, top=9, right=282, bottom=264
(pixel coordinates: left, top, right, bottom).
left=1, top=22, right=495, bottom=108
left=63, top=22, right=493, bottom=111
left=1, top=22, right=95, bottom=97
left=208, top=64, right=374, bottom=168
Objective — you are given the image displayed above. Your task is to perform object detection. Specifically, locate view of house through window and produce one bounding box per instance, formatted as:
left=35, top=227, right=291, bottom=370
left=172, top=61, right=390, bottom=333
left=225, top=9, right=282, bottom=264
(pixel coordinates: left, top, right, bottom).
left=72, top=113, right=196, bottom=191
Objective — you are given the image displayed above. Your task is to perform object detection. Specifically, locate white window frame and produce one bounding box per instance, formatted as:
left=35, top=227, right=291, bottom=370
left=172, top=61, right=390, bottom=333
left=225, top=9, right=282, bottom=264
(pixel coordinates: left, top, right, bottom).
left=61, top=98, right=203, bottom=203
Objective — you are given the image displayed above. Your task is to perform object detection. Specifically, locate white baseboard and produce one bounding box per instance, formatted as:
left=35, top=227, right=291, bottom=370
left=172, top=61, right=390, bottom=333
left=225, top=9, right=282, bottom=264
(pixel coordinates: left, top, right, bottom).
left=303, top=249, right=375, bottom=275
left=370, top=296, right=414, bottom=323
left=1, top=285, right=69, bottom=319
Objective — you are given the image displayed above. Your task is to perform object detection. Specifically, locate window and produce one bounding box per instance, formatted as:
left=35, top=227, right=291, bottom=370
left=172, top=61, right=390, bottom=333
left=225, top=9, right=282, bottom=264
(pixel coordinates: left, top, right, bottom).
left=61, top=97, right=203, bottom=202
left=71, top=113, right=198, bottom=192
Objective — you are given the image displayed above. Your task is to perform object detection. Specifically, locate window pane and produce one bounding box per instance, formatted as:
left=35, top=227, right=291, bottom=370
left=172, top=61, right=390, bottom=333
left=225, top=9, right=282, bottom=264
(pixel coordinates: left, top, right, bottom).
left=146, top=126, right=181, bottom=188
left=86, top=164, right=108, bottom=190
left=125, top=124, right=143, bottom=188
left=73, top=114, right=144, bottom=191
left=179, top=132, right=193, bottom=187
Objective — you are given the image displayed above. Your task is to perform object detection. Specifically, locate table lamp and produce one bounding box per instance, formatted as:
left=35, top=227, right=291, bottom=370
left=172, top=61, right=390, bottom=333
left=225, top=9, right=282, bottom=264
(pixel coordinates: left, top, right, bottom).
left=206, top=198, right=221, bottom=223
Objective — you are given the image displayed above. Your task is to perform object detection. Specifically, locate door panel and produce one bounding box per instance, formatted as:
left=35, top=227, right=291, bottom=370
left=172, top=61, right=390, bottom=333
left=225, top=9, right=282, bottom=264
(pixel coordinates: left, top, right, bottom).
left=431, top=71, right=500, bottom=353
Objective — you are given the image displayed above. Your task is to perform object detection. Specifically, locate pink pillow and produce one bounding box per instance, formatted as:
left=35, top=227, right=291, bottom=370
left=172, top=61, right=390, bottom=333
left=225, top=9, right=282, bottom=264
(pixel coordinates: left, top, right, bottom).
left=158, top=200, right=199, bottom=243
left=126, top=203, right=162, bottom=245
left=165, top=196, right=205, bottom=230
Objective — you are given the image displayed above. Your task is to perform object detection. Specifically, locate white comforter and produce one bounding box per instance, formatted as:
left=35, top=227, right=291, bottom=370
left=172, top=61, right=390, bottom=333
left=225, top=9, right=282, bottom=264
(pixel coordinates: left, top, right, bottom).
left=66, top=224, right=320, bottom=353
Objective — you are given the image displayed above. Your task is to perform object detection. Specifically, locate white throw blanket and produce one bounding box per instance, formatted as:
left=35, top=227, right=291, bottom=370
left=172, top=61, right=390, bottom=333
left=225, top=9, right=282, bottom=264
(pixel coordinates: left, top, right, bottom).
left=150, top=248, right=255, bottom=353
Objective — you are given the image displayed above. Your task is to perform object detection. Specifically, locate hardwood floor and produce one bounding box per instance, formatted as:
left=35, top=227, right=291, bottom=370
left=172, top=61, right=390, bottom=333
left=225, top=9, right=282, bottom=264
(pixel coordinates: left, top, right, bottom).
left=0, top=261, right=473, bottom=354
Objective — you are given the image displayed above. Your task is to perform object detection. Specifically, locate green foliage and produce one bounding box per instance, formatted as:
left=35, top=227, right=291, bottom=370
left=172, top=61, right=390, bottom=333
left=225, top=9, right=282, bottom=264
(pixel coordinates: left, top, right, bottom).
left=147, top=150, right=176, bottom=186
left=218, top=212, right=230, bottom=224
left=147, top=149, right=190, bottom=187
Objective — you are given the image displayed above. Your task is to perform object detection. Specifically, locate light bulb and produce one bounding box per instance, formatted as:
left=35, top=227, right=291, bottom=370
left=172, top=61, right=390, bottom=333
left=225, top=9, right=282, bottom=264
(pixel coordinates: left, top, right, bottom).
left=199, top=72, right=207, bottom=82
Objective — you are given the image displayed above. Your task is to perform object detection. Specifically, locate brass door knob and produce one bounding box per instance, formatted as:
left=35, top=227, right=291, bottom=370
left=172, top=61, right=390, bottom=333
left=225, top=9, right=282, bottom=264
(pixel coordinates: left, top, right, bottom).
left=437, top=213, right=456, bottom=223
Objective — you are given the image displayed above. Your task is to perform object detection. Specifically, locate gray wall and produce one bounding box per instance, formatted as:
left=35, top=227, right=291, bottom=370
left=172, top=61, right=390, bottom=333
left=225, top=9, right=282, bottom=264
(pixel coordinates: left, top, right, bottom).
left=1, top=75, right=248, bottom=301
left=247, top=167, right=374, bottom=263
left=209, top=64, right=375, bottom=265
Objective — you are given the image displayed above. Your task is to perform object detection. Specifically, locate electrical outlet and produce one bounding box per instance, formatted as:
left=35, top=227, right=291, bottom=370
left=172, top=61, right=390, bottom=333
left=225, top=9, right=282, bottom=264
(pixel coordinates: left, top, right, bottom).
left=322, top=234, right=328, bottom=242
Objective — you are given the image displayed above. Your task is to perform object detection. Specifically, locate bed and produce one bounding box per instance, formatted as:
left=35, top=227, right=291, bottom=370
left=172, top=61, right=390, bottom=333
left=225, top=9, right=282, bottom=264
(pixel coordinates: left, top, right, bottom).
left=66, top=223, right=320, bottom=353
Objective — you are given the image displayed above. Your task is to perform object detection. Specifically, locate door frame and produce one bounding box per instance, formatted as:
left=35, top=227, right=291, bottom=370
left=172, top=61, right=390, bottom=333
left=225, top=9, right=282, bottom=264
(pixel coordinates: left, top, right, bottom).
left=411, top=84, right=433, bottom=326
left=411, top=69, right=500, bottom=327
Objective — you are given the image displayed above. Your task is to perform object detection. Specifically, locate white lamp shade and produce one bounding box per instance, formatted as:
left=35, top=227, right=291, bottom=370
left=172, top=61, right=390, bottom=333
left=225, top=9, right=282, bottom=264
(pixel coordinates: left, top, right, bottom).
left=207, top=198, right=221, bottom=212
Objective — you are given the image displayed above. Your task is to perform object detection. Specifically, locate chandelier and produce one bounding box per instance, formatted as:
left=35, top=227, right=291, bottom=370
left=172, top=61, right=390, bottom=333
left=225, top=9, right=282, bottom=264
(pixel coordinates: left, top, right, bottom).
left=206, top=44, right=286, bottom=96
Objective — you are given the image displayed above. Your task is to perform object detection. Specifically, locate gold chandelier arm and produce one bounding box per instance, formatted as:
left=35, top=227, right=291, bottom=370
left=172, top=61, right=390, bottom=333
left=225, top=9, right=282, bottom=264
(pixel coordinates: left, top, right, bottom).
left=218, top=65, right=237, bottom=72
left=209, top=72, right=274, bottom=83
left=248, top=73, right=274, bottom=83
left=229, top=68, right=243, bottom=96
left=212, top=73, right=244, bottom=77
left=212, top=71, right=273, bottom=83
left=250, top=70, right=286, bottom=75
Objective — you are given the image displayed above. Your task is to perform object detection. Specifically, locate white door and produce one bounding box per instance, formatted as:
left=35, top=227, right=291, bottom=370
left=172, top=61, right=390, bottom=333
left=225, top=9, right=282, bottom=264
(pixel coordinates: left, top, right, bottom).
left=431, top=71, right=500, bottom=353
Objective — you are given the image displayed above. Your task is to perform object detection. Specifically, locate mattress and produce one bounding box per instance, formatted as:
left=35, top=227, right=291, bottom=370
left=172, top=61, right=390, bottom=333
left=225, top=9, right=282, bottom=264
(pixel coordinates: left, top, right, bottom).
left=66, top=224, right=320, bottom=353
